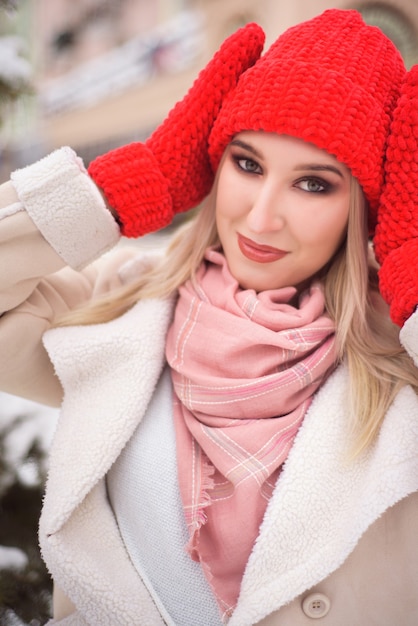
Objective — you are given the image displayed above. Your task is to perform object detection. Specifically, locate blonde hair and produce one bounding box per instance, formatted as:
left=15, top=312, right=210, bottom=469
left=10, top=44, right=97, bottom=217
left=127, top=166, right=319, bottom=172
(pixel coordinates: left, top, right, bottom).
left=324, top=178, right=418, bottom=454
left=57, top=178, right=417, bottom=455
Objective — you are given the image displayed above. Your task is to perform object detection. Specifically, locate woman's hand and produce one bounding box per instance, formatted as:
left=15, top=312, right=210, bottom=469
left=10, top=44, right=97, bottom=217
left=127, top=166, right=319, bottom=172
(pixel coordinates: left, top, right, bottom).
left=374, top=65, right=418, bottom=326
left=87, top=23, right=264, bottom=238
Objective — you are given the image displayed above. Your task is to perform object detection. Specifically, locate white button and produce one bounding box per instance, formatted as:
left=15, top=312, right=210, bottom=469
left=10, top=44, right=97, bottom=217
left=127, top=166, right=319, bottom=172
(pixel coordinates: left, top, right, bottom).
left=302, top=592, right=331, bottom=619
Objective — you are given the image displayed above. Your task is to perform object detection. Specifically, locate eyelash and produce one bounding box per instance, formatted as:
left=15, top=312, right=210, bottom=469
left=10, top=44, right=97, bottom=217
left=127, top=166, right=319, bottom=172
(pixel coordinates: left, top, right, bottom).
left=231, top=153, right=333, bottom=194
left=295, top=177, right=331, bottom=194
left=233, top=155, right=262, bottom=174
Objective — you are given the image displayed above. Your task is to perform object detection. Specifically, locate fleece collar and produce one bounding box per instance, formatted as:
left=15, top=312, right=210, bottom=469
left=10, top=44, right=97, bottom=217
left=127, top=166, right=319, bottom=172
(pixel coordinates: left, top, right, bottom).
left=41, top=296, right=174, bottom=534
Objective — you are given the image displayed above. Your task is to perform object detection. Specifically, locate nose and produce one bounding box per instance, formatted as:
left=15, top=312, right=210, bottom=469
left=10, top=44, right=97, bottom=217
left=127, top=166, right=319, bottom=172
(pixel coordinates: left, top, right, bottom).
left=246, top=182, right=286, bottom=234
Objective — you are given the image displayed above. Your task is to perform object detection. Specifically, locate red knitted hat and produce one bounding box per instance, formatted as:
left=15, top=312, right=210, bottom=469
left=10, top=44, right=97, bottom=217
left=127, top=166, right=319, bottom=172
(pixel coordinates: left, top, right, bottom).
left=209, top=9, right=406, bottom=229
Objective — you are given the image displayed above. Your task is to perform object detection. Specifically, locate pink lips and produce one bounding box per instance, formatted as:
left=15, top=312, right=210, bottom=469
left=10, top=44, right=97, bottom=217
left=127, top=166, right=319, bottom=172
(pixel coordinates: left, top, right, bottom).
left=237, top=233, right=288, bottom=263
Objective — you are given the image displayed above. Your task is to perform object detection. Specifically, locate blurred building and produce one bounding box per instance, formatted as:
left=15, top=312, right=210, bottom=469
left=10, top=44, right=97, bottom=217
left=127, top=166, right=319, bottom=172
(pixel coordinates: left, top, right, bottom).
left=2, top=0, right=418, bottom=172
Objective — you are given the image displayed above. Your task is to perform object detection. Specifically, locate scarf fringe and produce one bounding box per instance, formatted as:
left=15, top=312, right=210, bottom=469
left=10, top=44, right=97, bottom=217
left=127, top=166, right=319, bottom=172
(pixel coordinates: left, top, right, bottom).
left=186, top=456, right=215, bottom=559
left=186, top=459, right=237, bottom=623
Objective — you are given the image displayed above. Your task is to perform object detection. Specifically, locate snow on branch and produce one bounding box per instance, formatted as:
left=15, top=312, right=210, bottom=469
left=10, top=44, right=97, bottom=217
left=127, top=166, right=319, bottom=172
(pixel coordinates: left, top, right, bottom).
left=0, top=35, right=31, bottom=94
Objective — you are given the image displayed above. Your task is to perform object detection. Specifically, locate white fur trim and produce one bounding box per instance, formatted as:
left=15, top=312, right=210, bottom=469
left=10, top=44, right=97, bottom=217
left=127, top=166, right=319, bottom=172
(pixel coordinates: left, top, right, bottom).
left=0, top=201, right=24, bottom=219
left=10, top=147, right=120, bottom=269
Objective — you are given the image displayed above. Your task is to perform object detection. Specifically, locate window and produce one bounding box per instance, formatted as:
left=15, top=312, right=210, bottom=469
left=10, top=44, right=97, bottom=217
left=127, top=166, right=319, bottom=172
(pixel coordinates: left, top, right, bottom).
left=356, top=3, right=418, bottom=68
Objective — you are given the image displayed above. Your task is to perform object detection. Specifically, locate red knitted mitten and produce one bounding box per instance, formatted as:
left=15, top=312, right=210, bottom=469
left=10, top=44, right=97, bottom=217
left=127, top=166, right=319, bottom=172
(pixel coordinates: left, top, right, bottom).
left=378, top=239, right=418, bottom=326
left=88, top=23, right=264, bottom=237
left=374, top=65, right=418, bottom=326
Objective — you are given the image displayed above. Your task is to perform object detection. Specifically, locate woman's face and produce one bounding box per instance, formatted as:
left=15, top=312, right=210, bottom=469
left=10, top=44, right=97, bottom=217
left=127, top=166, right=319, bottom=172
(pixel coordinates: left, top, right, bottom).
left=215, top=131, right=351, bottom=292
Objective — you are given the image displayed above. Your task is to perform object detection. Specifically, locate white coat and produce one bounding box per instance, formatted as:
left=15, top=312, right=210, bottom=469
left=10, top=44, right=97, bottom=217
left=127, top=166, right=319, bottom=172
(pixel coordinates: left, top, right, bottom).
left=1, top=149, right=418, bottom=625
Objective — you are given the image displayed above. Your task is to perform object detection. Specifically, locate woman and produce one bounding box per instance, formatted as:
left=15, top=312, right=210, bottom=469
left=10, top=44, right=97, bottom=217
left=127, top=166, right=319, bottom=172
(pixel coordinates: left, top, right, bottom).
left=1, top=8, right=418, bottom=625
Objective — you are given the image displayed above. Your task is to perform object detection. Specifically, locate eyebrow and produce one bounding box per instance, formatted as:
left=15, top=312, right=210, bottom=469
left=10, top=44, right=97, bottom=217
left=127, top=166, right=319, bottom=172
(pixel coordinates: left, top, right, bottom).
left=294, top=164, right=345, bottom=178
left=230, top=139, right=263, bottom=158
left=229, top=139, right=345, bottom=178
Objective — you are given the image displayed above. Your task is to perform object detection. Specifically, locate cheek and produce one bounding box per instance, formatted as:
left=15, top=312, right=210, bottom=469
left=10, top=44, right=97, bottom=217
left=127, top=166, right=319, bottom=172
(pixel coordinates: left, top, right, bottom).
left=215, top=176, right=243, bottom=223
left=298, top=202, right=349, bottom=248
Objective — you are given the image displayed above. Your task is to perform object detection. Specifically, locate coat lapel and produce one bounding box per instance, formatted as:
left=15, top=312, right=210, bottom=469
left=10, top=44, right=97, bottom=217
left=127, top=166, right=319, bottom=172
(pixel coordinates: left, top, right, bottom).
left=231, top=365, right=418, bottom=626
left=41, top=296, right=174, bottom=535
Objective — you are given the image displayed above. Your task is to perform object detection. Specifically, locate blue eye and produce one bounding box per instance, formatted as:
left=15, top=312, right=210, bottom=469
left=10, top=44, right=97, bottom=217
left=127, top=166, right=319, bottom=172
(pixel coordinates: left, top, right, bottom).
left=235, top=156, right=262, bottom=174
left=297, top=178, right=330, bottom=193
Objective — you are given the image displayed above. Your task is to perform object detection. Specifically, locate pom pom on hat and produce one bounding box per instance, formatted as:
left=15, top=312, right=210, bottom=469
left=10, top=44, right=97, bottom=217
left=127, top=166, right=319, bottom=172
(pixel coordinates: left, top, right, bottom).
left=209, top=9, right=406, bottom=231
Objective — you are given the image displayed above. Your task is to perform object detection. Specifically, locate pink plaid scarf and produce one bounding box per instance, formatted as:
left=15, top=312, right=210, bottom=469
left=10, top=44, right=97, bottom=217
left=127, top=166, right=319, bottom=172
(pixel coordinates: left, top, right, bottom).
left=165, top=249, right=337, bottom=619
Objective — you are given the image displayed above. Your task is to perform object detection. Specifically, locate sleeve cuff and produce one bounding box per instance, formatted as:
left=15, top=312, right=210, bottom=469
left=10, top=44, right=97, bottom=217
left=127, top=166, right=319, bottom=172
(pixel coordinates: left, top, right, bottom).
left=11, top=147, right=120, bottom=269
left=399, top=306, right=418, bottom=367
